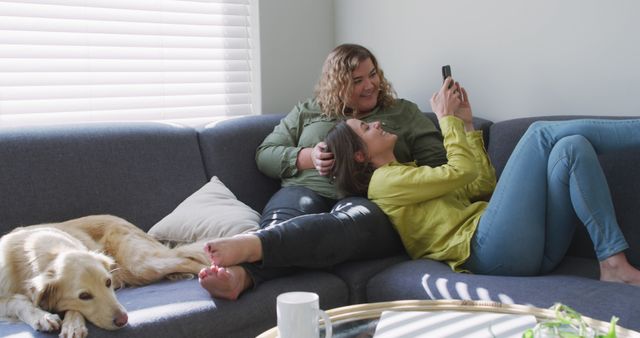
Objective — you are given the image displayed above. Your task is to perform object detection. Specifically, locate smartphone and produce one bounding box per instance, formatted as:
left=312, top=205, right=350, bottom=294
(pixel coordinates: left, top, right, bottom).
left=442, top=65, right=453, bottom=88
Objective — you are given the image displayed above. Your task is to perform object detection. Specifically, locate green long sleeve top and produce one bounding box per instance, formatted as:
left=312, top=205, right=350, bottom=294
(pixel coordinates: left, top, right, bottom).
left=368, top=116, right=497, bottom=271
left=256, top=98, right=448, bottom=200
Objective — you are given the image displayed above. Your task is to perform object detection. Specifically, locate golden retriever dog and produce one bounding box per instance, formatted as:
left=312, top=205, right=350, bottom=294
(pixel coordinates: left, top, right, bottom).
left=0, top=214, right=210, bottom=338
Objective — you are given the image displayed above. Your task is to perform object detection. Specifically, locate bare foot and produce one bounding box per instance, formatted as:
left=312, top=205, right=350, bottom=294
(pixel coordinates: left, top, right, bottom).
left=599, top=253, right=640, bottom=286
left=204, top=234, right=262, bottom=267
left=198, top=265, right=252, bottom=300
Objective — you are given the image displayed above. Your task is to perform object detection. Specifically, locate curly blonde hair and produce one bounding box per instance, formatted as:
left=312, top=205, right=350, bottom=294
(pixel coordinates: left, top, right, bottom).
left=315, top=44, right=396, bottom=117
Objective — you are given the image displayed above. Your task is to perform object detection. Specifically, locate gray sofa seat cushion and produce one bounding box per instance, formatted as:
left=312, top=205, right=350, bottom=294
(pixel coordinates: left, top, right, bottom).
left=1, top=271, right=349, bottom=338
left=332, top=255, right=410, bottom=304
left=0, top=122, right=208, bottom=232
left=367, top=257, right=640, bottom=331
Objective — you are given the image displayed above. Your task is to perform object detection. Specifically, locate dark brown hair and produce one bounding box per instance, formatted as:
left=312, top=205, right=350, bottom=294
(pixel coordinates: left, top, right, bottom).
left=325, top=121, right=374, bottom=197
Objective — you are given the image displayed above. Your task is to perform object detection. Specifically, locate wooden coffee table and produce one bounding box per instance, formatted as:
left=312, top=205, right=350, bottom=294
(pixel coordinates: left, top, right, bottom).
left=256, top=299, right=640, bottom=338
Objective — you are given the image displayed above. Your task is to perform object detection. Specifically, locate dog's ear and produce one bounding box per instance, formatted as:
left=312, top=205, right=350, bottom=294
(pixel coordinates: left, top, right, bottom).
left=29, top=270, right=60, bottom=311
left=94, top=251, right=115, bottom=271
left=96, top=252, right=123, bottom=289
left=37, top=283, right=60, bottom=311
left=94, top=252, right=116, bottom=276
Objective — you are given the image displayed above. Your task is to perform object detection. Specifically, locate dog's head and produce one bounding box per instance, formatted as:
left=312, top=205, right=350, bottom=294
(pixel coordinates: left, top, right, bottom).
left=29, top=250, right=128, bottom=330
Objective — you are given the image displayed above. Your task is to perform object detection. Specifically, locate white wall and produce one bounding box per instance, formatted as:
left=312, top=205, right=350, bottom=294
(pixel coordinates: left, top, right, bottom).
left=335, top=0, right=640, bottom=122
left=259, top=0, right=335, bottom=114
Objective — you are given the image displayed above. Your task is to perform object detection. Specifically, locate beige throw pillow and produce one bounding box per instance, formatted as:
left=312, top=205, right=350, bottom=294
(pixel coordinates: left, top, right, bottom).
left=148, top=176, right=260, bottom=243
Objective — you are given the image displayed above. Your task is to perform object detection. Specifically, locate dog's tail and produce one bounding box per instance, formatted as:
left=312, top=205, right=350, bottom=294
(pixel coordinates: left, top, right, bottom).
left=172, top=240, right=210, bottom=266
left=161, top=240, right=210, bottom=282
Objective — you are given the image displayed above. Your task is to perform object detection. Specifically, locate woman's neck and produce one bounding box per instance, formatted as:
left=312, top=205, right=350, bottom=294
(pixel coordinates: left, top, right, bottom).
left=371, top=153, right=396, bottom=169
left=348, top=104, right=377, bottom=119
left=353, top=110, right=372, bottom=119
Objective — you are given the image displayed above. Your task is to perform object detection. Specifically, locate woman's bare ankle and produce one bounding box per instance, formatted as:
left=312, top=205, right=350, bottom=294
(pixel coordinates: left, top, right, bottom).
left=228, top=266, right=253, bottom=298
left=206, top=234, right=263, bottom=266
left=237, top=234, right=263, bottom=263
left=599, top=253, right=640, bottom=286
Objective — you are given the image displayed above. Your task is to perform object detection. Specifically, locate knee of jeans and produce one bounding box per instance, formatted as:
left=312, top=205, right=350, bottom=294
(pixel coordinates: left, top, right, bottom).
left=528, top=121, right=552, bottom=134
left=555, top=135, right=594, bottom=155
left=522, top=121, right=552, bottom=143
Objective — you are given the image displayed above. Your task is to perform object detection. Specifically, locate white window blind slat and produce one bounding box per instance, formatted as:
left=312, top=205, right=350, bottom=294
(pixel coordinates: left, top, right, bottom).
left=0, top=30, right=251, bottom=49
left=1, top=83, right=251, bottom=101
left=0, top=0, right=257, bottom=126
left=0, top=16, right=251, bottom=38
left=3, top=93, right=251, bottom=115
left=0, top=2, right=249, bottom=26
left=5, top=0, right=250, bottom=16
left=0, top=72, right=250, bottom=86
left=0, top=45, right=250, bottom=60
left=0, top=104, right=252, bottom=126
left=0, top=59, right=250, bottom=72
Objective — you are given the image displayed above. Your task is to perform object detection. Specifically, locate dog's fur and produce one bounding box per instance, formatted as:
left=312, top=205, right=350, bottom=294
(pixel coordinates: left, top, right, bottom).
left=0, top=215, right=209, bottom=337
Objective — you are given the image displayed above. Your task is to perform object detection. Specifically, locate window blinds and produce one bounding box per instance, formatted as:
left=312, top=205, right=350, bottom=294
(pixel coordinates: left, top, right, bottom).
left=0, top=0, right=256, bottom=126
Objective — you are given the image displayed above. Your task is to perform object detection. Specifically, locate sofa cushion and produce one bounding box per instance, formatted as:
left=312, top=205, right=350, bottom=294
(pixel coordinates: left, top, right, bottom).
left=0, top=122, right=207, bottom=233
left=148, top=176, right=260, bottom=243
left=367, top=257, right=640, bottom=331
left=1, top=271, right=349, bottom=338
left=332, top=255, right=410, bottom=304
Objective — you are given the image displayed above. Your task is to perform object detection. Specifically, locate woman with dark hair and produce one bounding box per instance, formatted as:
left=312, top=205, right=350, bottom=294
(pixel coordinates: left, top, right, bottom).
left=323, top=79, right=640, bottom=285
left=198, top=43, right=448, bottom=299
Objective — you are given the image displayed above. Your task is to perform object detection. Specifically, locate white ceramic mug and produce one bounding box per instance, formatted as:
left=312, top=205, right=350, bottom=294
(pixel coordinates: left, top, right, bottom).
left=276, top=291, right=333, bottom=338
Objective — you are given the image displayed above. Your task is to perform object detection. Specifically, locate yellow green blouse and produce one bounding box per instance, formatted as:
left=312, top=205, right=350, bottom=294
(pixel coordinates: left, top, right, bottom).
left=368, top=116, right=497, bottom=271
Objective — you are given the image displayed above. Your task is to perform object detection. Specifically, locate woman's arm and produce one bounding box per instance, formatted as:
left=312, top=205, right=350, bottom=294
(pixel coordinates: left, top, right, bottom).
left=369, top=116, right=478, bottom=205
left=408, top=76, right=461, bottom=167
left=255, top=107, right=305, bottom=179
left=460, top=131, right=497, bottom=200
left=451, top=85, right=495, bottom=199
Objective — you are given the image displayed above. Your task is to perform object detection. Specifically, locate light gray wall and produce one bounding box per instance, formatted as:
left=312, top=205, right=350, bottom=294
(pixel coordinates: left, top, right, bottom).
left=334, top=0, right=640, bottom=122
left=258, top=0, right=335, bottom=114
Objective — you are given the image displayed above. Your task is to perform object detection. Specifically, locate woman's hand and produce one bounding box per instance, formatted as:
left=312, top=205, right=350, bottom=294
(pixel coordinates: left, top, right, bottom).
left=430, top=77, right=461, bottom=120
left=311, top=142, right=335, bottom=176
left=455, top=85, right=475, bottom=131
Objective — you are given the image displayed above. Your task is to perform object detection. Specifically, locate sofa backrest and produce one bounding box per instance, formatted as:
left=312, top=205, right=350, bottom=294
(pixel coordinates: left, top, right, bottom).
left=424, top=112, right=494, bottom=145
left=197, top=114, right=283, bottom=214
left=0, top=122, right=207, bottom=233
left=487, top=116, right=640, bottom=265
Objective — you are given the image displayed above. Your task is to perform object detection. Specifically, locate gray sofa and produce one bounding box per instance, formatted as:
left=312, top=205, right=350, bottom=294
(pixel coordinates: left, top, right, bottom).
left=1, top=113, right=639, bottom=337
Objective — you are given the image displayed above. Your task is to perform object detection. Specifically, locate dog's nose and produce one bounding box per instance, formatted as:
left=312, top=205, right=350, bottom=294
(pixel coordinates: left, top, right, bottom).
left=114, top=312, right=128, bottom=327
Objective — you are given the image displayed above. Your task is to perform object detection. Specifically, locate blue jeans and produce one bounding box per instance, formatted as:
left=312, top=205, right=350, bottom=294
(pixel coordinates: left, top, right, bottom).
left=462, top=119, right=640, bottom=276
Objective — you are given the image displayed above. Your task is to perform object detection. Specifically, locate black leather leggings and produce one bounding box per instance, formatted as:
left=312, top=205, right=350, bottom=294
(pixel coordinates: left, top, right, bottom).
left=242, top=186, right=403, bottom=286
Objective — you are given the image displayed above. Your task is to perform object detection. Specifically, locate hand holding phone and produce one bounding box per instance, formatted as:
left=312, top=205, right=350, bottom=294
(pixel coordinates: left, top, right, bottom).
left=442, top=65, right=453, bottom=89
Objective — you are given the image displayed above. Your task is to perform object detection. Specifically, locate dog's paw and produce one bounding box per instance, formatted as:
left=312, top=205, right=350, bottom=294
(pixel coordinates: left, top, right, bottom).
left=33, top=312, right=62, bottom=332
left=59, top=311, right=88, bottom=338
left=59, top=321, right=88, bottom=338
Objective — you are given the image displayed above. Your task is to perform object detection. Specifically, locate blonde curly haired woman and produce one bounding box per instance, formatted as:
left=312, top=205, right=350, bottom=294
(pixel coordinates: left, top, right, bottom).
left=199, top=43, right=448, bottom=300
